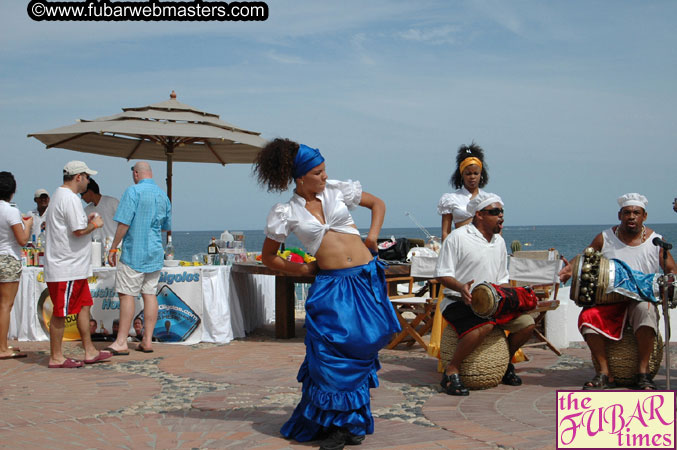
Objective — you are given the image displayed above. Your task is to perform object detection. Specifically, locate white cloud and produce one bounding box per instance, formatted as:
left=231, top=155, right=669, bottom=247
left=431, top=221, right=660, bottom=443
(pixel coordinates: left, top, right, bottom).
left=398, top=25, right=458, bottom=45
left=350, top=33, right=375, bottom=65
left=265, top=50, right=307, bottom=65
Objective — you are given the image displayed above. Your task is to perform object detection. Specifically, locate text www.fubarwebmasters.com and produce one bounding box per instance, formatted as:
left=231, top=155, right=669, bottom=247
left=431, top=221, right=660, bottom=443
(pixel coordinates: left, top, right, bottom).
left=27, top=0, right=269, bottom=21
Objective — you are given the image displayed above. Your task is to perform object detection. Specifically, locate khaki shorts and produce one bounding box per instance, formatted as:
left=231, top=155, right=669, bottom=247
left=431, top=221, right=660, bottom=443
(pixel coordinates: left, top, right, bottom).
left=497, top=313, right=536, bottom=333
left=115, top=262, right=161, bottom=296
left=0, top=254, right=22, bottom=282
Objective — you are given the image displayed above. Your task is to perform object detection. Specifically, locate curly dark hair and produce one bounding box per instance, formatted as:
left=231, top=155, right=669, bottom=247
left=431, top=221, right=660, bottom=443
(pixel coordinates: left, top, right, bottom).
left=86, top=178, right=100, bottom=195
left=253, top=138, right=300, bottom=192
left=0, top=171, right=17, bottom=201
left=450, top=142, right=489, bottom=189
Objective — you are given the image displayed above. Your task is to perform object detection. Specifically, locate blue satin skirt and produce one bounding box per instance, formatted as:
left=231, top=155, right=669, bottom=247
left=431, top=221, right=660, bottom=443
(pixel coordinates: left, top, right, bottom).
left=280, top=257, right=401, bottom=441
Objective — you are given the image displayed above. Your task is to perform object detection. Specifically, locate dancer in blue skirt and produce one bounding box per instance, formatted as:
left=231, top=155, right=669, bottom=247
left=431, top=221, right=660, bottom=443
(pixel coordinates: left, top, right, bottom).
left=253, top=138, right=401, bottom=450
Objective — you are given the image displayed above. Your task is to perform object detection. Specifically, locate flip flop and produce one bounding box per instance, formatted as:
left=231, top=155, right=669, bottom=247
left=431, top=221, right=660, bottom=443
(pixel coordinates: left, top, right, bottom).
left=583, top=373, right=616, bottom=390
left=136, top=344, right=154, bottom=353
left=8, top=346, right=20, bottom=352
left=0, top=352, right=27, bottom=360
left=84, top=351, right=112, bottom=364
left=103, top=347, right=129, bottom=356
left=48, top=358, right=83, bottom=368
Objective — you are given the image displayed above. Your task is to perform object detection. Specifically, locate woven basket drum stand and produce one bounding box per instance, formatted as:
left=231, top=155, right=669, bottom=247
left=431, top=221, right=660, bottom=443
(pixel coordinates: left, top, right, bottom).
left=439, top=324, right=509, bottom=390
left=592, top=326, right=664, bottom=386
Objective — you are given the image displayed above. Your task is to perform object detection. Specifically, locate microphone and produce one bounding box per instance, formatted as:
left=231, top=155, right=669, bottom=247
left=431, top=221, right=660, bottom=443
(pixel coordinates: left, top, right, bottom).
left=652, top=237, right=673, bottom=250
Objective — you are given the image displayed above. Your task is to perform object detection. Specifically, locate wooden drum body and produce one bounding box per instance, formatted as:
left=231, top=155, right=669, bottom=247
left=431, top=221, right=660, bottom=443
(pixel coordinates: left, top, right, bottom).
left=470, top=282, right=539, bottom=319
left=570, top=248, right=628, bottom=307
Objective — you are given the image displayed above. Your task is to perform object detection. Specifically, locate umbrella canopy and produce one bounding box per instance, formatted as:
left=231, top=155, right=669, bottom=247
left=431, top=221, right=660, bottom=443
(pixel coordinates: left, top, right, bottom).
left=28, top=91, right=266, bottom=201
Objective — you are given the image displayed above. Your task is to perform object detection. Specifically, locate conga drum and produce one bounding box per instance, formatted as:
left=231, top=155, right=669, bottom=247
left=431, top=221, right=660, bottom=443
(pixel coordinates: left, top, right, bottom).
left=470, top=283, right=499, bottom=318
left=470, top=282, right=539, bottom=320
left=570, top=248, right=629, bottom=307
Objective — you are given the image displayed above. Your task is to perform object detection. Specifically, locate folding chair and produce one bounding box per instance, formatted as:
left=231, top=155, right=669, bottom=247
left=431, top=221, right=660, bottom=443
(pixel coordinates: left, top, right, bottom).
left=508, top=249, right=563, bottom=356
left=386, top=276, right=437, bottom=351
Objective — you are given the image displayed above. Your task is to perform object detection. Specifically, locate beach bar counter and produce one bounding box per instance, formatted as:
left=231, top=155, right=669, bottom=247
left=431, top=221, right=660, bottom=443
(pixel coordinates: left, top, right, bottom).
left=9, top=265, right=275, bottom=345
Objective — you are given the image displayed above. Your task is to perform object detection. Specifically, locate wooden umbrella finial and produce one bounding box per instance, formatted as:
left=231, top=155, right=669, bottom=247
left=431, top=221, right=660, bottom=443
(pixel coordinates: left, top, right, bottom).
left=170, top=90, right=177, bottom=99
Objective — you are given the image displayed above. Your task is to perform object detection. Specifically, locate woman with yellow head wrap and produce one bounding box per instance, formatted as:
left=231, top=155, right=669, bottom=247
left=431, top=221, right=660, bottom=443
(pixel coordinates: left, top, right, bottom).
left=437, top=142, right=490, bottom=241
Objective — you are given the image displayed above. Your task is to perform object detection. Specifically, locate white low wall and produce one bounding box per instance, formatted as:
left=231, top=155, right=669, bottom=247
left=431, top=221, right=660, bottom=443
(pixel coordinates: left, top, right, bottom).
left=545, top=286, right=677, bottom=347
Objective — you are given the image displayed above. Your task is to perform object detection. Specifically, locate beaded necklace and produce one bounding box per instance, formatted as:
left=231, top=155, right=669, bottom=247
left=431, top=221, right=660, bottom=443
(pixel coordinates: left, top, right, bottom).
left=615, top=224, right=646, bottom=243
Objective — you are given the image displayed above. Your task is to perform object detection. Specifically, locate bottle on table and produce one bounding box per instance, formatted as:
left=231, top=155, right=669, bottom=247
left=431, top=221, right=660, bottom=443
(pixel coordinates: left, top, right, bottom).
left=165, top=235, right=175, bottom=260
left=91, top=235, right=102, bottom=268
left=207, top=237, right=218, bottom=265
left=37, top=230, right=45, bottom=252
left=103, top=237, right=112, bottom=266
left=26, top=234, right=36, bottom=266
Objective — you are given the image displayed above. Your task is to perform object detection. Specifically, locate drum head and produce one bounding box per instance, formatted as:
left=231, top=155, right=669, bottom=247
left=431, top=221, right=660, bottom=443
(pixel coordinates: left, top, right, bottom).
left=471, top=283, right=497, bottom=318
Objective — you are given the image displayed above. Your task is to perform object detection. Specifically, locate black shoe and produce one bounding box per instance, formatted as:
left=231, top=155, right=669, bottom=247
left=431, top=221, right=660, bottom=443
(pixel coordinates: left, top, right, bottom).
left=502, top=363, right=522, bottom=386
left=345, top=432, right=365, bottom=446
left=319, top=428, right=347, bottom=450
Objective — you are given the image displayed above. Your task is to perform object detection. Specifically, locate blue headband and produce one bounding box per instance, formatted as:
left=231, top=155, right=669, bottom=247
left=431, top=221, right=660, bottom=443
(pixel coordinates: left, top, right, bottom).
left=293, top=144, right=325, bottom=179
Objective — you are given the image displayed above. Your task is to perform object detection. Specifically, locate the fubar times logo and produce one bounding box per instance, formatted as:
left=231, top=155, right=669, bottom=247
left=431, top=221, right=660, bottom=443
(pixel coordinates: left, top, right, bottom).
left=557, top=390, right=675, bottom=449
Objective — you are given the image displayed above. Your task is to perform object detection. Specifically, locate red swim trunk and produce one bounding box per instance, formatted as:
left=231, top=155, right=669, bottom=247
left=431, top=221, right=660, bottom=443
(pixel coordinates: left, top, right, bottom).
left=47, top=280, right=93, bottom=318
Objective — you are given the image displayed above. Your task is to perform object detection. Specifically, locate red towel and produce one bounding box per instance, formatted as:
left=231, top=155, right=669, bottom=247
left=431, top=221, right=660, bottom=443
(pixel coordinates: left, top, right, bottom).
left=578, top=303, right=628, bottom=340
left=494, top=285, right=540, bottom=325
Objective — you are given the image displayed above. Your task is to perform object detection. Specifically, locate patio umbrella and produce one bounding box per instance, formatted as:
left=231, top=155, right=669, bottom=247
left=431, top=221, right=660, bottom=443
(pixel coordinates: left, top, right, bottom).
left=28, top=91, right=266, bottom=202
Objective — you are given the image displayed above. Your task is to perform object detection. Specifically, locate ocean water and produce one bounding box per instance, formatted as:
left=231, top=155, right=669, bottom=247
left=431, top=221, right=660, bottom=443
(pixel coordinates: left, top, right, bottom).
left=170, top=223, right=677, bottom=264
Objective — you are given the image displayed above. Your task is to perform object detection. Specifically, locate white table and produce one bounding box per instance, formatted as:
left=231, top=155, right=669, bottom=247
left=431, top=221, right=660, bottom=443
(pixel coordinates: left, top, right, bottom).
left=8, top=265, right=274, bottom=344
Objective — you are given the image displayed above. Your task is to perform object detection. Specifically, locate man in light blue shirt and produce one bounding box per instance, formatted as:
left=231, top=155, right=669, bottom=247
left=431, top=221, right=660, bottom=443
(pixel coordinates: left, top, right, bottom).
left=106, top=161, right=171, bottom=354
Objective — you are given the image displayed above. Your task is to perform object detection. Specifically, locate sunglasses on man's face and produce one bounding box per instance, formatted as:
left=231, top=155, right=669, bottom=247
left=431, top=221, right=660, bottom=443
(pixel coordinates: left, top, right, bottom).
left=481, top=207, right=504, bottom=216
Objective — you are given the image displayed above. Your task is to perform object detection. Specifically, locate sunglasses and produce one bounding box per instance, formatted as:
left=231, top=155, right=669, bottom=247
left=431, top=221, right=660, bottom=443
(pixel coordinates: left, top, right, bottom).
left=481, top=207, right=504, bottom=216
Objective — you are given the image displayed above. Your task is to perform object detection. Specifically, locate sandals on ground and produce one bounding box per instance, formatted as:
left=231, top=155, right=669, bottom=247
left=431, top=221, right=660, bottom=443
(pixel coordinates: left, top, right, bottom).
left=502, top=363, right=523, bottom=386
left=583, top=373, right=616, bottom=390
left=440, top=372, right=469, bottom=396
left=635, top=373, right=657, bottom=390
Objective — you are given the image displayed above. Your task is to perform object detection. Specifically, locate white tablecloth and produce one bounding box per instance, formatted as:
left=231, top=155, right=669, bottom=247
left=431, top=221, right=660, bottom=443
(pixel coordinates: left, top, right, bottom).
left=8, top=265, right=275, bottom=344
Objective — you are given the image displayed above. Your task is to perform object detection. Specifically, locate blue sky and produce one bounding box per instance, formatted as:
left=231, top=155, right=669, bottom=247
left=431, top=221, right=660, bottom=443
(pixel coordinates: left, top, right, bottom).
left=1, top=0, right=676, bottom=231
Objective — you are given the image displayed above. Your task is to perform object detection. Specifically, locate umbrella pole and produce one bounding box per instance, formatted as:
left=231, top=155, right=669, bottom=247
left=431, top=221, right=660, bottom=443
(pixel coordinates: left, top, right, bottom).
left=166, top=141, right=174, bottom=241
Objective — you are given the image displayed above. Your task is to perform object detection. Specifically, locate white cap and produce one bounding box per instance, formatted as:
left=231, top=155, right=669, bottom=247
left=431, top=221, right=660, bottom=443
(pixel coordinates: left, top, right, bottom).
left=63, top=161, right=97, bottom=176
left=34, top=188, right=49, bottom=198
left=617, top=193, right=648, bottom=210
left=467, top=192, right=504, bottom=216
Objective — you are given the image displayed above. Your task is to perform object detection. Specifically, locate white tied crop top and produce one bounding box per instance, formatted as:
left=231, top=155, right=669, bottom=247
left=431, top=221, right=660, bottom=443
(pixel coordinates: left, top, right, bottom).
left=265, top=179, right=363, bottom=255
left=437, top=187, right=486, bottom=224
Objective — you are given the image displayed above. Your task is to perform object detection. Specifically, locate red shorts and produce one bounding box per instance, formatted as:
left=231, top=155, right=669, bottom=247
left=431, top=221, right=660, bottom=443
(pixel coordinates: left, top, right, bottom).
left=47, top=280, right=93, bottom=318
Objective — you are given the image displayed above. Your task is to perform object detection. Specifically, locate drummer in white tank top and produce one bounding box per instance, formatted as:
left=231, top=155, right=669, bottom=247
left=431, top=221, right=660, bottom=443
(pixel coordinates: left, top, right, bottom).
left=560, top=193, right=676, bottom=390
left=600, top=227, right=660, bottom=274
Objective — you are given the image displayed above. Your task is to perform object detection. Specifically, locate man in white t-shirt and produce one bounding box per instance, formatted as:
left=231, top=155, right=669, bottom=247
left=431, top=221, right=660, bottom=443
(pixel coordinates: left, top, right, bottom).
left=43, top=161, right=111, bottom=368
left=30, top=188, right=49, bottom=238
left=435, top=192, right=535, bottom=396
left=81, top=178, right=119, bottom=241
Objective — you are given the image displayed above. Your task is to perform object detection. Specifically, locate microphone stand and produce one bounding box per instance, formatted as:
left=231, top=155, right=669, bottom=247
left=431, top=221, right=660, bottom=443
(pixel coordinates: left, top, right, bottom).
left=659, top=247, right=671, bottom=390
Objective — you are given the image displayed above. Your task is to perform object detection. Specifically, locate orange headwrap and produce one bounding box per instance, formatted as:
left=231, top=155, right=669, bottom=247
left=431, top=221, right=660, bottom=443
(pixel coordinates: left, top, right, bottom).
left=459, top=156, right=482, bottom=174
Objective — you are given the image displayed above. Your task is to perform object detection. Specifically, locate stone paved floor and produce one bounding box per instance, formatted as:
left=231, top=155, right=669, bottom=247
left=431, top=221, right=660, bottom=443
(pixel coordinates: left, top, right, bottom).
left=1, top=323, right=676, bottom=449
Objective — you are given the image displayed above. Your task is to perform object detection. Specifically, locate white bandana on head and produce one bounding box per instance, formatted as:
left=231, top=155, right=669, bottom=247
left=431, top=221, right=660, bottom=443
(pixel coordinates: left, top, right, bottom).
left=617, top=193, right=648, bottom=210
left=467, top=192, right=503, bottom=216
